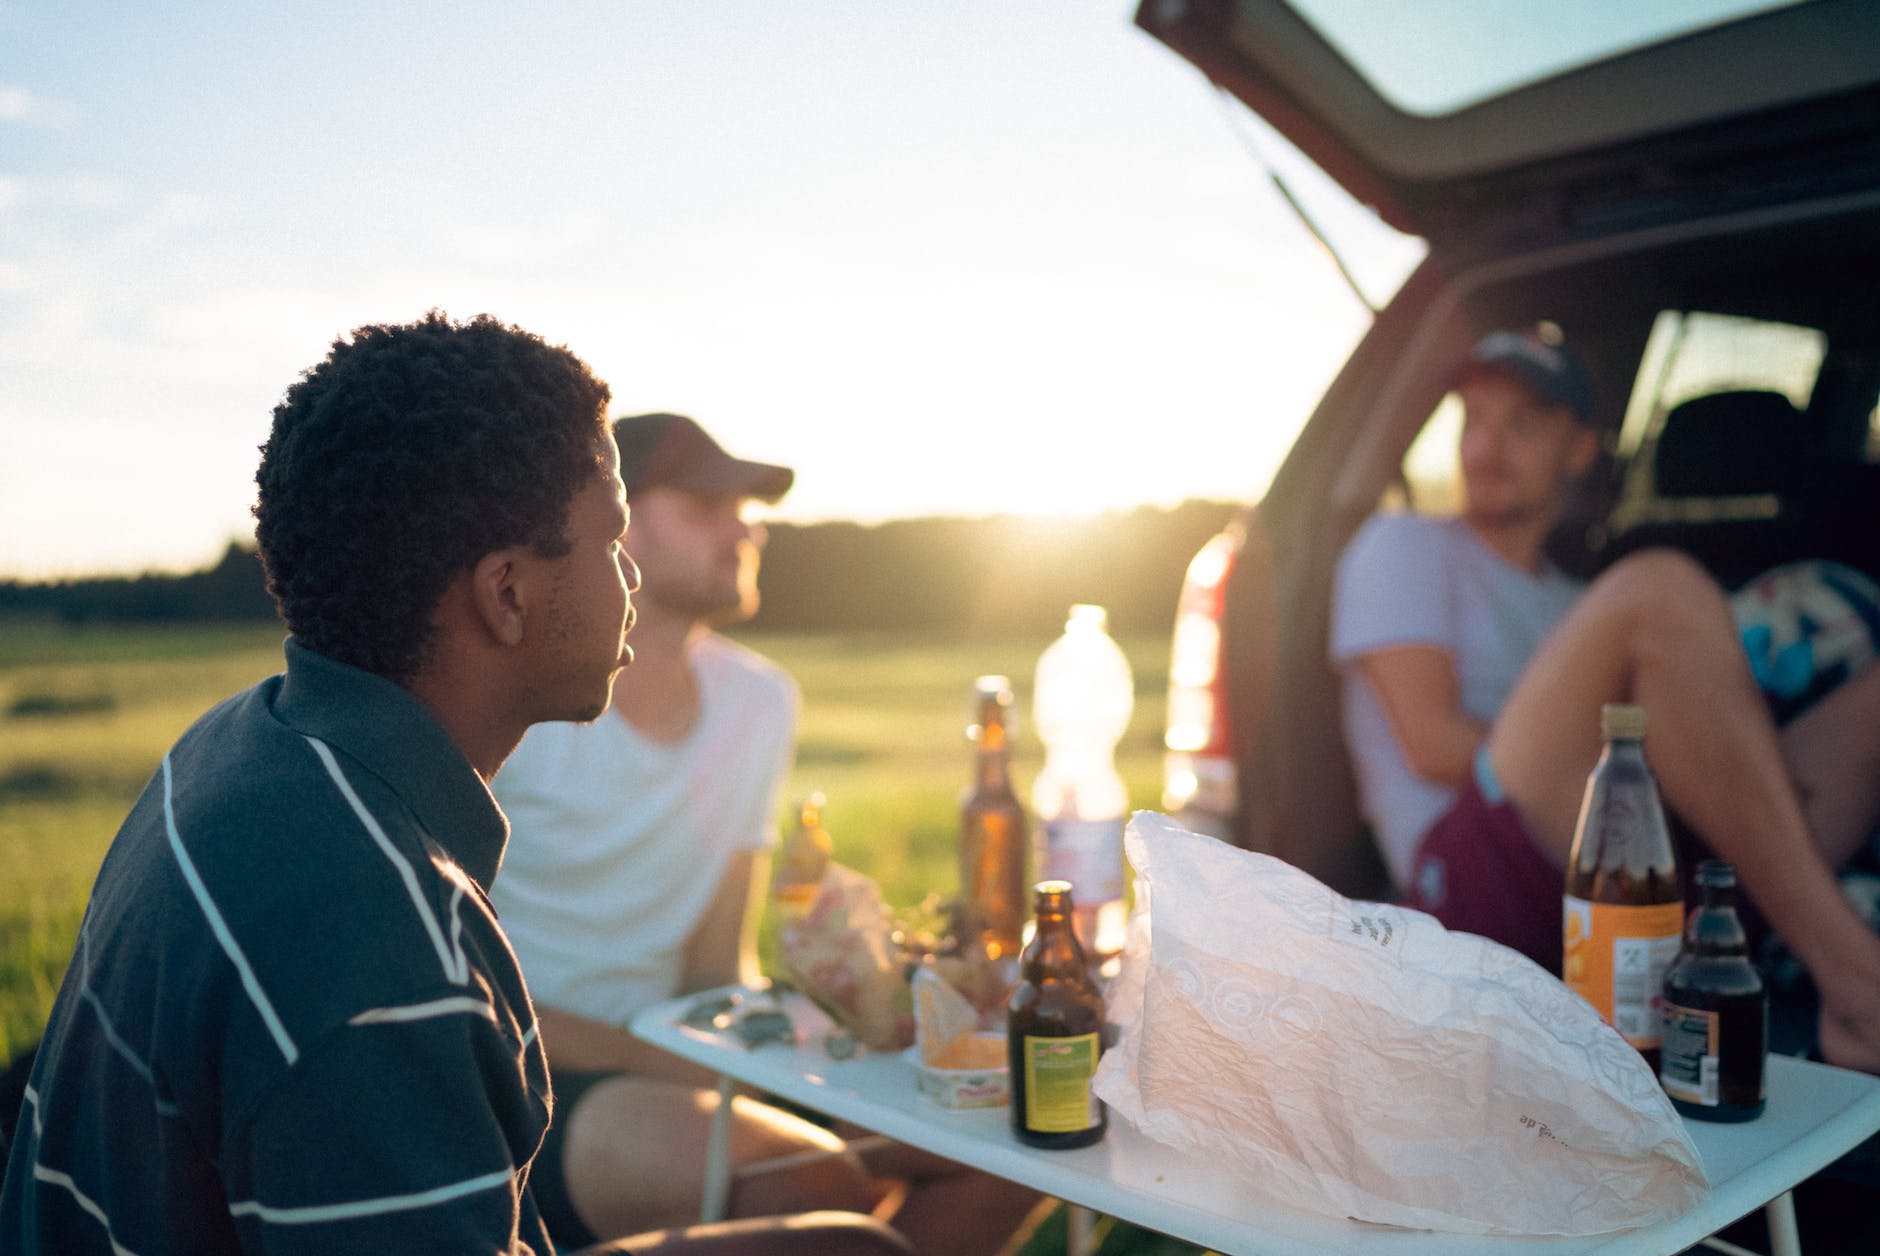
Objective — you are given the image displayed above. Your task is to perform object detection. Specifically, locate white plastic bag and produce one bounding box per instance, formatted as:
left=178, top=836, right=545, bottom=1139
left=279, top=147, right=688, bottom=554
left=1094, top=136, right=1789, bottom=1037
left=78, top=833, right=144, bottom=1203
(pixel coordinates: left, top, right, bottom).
left=1093, top=812, right=1708, bottom=1236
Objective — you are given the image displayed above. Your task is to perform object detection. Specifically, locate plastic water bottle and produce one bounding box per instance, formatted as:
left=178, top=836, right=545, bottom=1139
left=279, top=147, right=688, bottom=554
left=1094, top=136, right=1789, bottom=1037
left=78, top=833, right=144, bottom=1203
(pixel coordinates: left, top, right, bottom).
left=1032, top=604, right=1133, bottom=961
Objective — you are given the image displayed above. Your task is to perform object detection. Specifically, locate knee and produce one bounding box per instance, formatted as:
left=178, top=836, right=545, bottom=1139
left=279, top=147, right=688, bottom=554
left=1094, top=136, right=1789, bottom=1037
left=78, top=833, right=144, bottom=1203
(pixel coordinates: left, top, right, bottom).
left=790, top=1213, right=916, bottom=1256
left=1600, top=546, right=1715, bottom=597
left=730, top=1151, right=878, bottom=1220
left=1591, top=548, right=1729, bottom=628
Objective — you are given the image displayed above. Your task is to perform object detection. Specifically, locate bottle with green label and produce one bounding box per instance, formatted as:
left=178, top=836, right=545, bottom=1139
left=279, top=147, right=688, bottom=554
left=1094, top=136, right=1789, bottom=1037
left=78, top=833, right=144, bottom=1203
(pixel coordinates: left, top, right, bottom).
left=1007, top=880, right=1107, bottom=1149
left=1660, top=860, right=1767, bottom=1122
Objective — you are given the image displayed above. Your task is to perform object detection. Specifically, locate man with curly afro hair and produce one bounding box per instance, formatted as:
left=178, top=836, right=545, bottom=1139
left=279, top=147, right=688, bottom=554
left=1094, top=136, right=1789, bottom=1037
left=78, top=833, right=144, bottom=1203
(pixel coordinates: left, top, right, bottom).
left=1, top=312, right=908, bottom=1256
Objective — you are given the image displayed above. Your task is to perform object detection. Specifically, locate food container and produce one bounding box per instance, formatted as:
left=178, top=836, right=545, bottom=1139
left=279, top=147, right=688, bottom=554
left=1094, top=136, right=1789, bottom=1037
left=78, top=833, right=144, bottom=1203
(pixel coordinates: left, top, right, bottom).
left=907, top=1032, right=1010, bottom=1109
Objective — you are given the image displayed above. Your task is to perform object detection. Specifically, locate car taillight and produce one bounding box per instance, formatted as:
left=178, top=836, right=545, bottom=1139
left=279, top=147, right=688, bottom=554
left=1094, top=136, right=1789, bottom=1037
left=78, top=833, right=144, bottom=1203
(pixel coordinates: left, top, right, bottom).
left=1163, top=525, right=1241, bottom=831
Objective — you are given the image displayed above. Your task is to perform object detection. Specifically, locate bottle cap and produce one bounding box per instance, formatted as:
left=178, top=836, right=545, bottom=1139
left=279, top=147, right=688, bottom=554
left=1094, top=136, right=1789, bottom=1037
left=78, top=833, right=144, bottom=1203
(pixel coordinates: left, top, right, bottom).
left=1695, top=859, right=1737, bottom=888
left=1600, top=703, right=1646, bottom=741
left=1068, top=604, right=1108, bottom=632
left=967, top=675, right=1016, bottom=741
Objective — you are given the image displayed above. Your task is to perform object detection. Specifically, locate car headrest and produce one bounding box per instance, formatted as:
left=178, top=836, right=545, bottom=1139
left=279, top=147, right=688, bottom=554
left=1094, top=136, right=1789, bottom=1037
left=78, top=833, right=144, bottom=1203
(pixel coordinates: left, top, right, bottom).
left=1653, top=389, right=1802, bottom=498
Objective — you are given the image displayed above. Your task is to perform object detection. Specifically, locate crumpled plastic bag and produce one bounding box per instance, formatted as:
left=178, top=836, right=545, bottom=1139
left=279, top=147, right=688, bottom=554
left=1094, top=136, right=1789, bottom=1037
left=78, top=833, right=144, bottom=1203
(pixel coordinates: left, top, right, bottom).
left=777, top=863, right=915, bottom=1051
left=1092, top=812, right=1708, bottom=1236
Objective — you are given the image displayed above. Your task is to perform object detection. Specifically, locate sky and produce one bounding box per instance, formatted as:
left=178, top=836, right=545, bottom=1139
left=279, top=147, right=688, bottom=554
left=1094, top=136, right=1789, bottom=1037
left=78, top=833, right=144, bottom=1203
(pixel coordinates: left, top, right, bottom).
left=0, top=1, right=1423, bottom=580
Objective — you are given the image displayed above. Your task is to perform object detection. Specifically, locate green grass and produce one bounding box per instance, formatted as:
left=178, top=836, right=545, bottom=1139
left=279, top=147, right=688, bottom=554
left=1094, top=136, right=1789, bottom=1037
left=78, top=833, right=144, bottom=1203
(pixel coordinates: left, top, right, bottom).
left=0, top=620, right=294, bottom=1061
left=0, top=621, right=1175, bottom=1057
left=0, top=618, right=1207, bottom=1253
left=757, top=628, right=1170, bottom=962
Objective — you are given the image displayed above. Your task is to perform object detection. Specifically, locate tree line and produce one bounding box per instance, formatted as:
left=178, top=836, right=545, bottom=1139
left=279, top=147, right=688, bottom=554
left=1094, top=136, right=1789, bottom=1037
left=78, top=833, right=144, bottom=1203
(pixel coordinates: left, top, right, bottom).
left=0, top=500, right=1242, bottom=638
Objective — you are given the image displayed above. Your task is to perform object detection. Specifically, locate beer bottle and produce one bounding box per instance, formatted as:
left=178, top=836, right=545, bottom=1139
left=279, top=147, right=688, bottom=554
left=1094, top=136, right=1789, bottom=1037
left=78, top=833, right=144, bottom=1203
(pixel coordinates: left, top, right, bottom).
left=1563, top=703, right=1684, bottom=1071
left=1660, top=860, right=1767, bottom=1122
left=960, top=676, right=1029, bottom=970
left=772, top=793, right=833, bottom=919
left=1007, top=880, right=1107, bottom=1149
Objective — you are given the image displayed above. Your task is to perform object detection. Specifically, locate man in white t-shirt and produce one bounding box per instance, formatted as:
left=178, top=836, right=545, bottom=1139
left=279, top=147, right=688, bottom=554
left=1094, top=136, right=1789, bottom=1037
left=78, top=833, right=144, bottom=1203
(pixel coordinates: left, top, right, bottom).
left=1330, top=329, right=1880, bottom=1073
left=493, top=415, right=1038, bottom=1254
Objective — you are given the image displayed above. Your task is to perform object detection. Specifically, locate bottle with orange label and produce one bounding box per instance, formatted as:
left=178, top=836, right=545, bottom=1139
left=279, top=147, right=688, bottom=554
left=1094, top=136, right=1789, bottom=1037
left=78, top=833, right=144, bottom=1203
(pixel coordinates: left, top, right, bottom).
left=772, top=792, right=834, bottom=921
left=1563, top=703, right=1683, bottom=1072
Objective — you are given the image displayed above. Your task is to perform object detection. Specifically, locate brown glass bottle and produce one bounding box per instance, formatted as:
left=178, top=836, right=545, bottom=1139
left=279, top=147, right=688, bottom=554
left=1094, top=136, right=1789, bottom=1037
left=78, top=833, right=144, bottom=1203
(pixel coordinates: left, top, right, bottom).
left=1007, top=880, right=1107, bottom=1149
left=960, top=676, right=1029, bottom=971
left=772, top=793, right=833, bottom=919
left=1563, top=703, right=1683, bottom=1073
left=1660, top=861, right=1767, bottom=1122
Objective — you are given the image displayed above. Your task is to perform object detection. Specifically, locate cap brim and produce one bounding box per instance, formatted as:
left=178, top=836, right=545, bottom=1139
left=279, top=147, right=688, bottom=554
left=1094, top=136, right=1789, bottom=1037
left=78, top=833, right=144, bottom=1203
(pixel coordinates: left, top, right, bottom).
left=1453, top=357, right=1594, bottom=425
left=671, top=457, right=794, bottom=504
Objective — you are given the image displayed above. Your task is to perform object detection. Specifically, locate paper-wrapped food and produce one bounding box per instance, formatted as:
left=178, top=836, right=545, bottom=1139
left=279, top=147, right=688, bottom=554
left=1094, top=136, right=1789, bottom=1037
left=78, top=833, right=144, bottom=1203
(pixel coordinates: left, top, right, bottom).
left=777, top=862, right=914, bottom=1051
left=909, top=965, right=1009, bottom=1108
left=1093, top=812, right=1708, bottom=1237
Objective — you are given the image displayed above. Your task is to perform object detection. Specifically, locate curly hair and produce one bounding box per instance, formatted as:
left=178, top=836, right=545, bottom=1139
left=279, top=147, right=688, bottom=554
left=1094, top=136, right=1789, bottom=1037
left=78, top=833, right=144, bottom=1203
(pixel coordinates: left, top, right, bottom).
left=254, top=311, right=613, bottom=684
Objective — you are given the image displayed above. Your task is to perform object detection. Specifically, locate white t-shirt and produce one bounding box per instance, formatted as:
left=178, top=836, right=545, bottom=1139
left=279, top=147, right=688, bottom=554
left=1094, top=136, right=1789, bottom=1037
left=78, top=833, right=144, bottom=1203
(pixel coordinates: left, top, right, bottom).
left=490, top=633, right=798, bottom=1026
left=1330, top=514, right=1583, bottom=887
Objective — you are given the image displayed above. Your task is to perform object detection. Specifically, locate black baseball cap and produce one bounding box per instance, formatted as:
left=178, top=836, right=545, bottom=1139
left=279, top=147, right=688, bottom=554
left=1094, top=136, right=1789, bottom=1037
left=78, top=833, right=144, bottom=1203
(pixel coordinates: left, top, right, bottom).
left=1456, top=329, right=1596, bottom=425
left=612, top=413, right=794, bottom=502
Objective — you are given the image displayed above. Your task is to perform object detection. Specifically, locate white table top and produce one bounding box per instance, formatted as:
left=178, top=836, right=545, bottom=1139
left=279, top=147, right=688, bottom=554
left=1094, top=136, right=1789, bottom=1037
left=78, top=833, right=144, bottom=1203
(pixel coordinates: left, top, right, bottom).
left=631, top=986, right=1880, bottom=1256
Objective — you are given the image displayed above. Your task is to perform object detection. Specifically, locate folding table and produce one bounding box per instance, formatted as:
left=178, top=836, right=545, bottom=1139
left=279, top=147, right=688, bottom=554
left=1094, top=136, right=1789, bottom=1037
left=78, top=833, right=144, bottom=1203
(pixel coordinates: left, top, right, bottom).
left=631, top=985, right=1880, bottom=1256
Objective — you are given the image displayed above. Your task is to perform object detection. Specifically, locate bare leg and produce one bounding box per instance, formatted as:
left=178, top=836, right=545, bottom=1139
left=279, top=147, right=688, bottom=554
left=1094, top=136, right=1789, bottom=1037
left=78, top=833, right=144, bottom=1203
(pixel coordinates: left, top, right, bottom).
left=563, top=1077, right=878, bottom=1239
left=562, top=1079, right=1042, bottom=1254
left=1488, top=549, right=1880, bottom=1072
left=1780, top=660, right=1880, bottom=868
left=849, top=1136, right=1048, bottom=1256
left=573, top=1210, right=913, bottom=1256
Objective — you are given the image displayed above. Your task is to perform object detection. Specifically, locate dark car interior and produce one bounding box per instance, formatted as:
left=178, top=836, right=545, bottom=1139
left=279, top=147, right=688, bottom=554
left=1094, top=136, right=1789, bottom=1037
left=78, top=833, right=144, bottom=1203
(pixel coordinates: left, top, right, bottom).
left=1456, top=202, right=1880, bottom=592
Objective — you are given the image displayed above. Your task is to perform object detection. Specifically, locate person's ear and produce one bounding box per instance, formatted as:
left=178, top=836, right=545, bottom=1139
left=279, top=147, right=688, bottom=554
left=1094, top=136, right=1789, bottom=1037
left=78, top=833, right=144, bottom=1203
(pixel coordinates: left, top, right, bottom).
left=468, top=549, right=529, bottom=648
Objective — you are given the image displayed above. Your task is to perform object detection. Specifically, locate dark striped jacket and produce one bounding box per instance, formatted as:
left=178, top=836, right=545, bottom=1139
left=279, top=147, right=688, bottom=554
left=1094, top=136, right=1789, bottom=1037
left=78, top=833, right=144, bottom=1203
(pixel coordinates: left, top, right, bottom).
left=0, top=639, right=557, bottom=1254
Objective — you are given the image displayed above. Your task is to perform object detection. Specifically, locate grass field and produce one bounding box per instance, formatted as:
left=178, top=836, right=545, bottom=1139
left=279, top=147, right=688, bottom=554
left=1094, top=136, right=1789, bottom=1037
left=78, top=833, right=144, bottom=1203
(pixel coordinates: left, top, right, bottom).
left=0, top=618, right=1175, bottom=1063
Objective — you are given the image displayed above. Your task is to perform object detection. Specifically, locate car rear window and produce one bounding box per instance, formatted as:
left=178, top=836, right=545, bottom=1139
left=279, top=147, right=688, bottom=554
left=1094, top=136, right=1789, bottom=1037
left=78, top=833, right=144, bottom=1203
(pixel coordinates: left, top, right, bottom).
left=1287, top=0, right=1799, bottom=117
left=1399, top=310, right=1827, bottom=529
left=1610, top=310, right=1826, bottom=532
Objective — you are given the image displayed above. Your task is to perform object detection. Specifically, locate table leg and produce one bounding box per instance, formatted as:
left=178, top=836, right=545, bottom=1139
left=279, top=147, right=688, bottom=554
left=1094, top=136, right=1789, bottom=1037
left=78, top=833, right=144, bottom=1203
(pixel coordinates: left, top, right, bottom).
left=1067, top=1204, right=1094, bottom=1256
left=1764, top=1190, right=1800, bottom=1256
left=1696, top=1191, right=1802, bottom=1256
left=700, top=1074, right=734, bottom=1223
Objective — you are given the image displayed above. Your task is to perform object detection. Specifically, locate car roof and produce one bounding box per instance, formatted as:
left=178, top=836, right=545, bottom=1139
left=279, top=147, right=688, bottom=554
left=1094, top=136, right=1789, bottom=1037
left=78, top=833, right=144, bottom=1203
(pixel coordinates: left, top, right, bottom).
left=1136, top=0, right=1880, bottom=248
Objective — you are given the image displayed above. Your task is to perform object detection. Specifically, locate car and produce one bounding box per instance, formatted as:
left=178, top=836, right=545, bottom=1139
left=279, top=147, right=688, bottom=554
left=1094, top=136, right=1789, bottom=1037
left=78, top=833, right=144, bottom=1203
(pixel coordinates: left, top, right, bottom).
left=1141, top=0, right=1880, bottom=902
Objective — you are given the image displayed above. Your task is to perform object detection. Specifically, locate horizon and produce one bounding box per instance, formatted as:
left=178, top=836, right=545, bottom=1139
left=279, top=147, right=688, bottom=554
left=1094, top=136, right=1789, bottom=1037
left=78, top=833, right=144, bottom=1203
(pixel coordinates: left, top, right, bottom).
left=3, top=493, right=1248, bottom=585
left=0, top=2, right=1423, bottom=582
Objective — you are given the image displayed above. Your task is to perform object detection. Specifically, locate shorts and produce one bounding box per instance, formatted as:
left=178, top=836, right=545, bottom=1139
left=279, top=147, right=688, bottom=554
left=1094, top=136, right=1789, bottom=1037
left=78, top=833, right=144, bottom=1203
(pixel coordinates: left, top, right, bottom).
left=1407, top=754, right=1565, bottom=973
left=532, top=1068, right=614, bottom=1251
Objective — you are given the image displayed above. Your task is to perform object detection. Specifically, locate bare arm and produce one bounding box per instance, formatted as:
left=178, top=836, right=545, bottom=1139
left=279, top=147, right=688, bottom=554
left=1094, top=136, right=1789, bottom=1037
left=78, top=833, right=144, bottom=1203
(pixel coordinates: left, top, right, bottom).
left=1355, top=644, right=1489, bottom=789
left=682, top=848, right=767, bottom=995
left=536, top=852, right=767, bottom=1084
left=534, top=1003, right=721, bottom=1086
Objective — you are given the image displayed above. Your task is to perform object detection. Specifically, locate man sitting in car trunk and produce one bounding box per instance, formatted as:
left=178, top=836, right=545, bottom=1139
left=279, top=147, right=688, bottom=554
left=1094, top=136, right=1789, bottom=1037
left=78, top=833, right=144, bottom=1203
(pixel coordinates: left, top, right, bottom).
left=1330, top=325, right=1880, bottom=1075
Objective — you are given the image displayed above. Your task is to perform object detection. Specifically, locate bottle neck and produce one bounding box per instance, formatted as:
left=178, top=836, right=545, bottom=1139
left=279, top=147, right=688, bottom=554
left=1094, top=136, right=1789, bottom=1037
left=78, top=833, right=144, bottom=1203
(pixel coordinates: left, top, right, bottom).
left=975, top=723, right=1013, bottom=791
left=1689, top=887, right=1748, bottom=955
left=1592, top=736, right=1658, bottom=792
left=1026, top=897, right=1086, bottom=972
left=1603, top=736, right=1646, bottom=761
